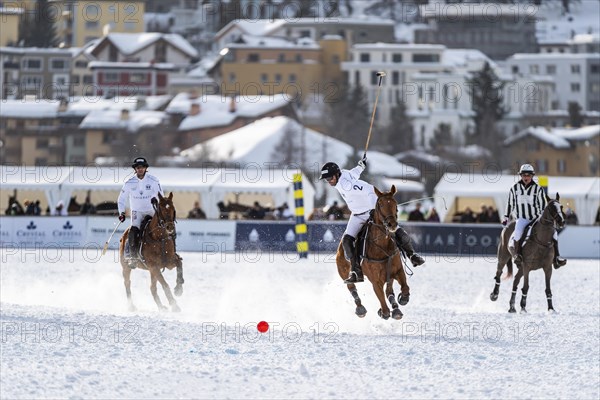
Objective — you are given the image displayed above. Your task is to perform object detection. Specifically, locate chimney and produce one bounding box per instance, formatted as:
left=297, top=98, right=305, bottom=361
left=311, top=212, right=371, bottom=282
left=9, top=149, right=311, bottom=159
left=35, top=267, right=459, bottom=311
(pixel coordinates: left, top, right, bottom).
left=120, top=109, right=130, bottom=121
left=229, top=95, right=236, bottom=113
left=58, top=98, right=68, bottom=113
left=190, top=102, right=201, bottom=116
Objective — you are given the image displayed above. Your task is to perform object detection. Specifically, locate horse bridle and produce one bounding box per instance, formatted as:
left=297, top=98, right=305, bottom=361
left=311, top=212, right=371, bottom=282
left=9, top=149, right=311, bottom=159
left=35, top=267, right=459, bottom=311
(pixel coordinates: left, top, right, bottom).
left=374, top=195, right=398, bottom=233
left=151, top=199, right=177, bottom=236
left=539, top=200, right=564, bottom=228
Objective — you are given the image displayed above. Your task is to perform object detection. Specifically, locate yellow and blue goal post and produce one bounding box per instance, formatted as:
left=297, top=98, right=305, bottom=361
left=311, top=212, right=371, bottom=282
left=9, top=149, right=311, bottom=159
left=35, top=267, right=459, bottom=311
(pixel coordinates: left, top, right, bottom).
left=293, top=173, right=308, bottom=258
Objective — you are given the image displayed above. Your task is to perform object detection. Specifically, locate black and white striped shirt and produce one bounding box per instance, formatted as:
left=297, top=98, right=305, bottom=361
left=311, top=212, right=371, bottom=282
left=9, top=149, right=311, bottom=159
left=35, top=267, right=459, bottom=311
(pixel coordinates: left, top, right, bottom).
left=505, top=180, right=547, bottom=220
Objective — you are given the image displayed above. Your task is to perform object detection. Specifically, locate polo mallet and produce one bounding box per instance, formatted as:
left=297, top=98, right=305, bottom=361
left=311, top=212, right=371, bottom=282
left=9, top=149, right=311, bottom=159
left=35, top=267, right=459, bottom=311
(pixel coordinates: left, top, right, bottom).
left=101, top=220, right=122, bottom=256
left=363, top=71, right=386, bottom=159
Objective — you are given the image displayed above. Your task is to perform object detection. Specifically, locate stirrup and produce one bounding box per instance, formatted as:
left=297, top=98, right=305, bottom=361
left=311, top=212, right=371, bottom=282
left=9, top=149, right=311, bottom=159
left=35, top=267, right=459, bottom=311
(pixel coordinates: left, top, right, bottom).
left=410, top=253, right=425, bottom=266
left=343, top=271, right=364, bottom=284
left=553, top=257, right=567, bottom=269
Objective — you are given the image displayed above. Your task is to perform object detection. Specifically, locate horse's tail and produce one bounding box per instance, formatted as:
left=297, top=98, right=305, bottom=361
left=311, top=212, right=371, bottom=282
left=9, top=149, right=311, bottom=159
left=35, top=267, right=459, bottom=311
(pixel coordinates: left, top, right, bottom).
left=503, top=259, right=513, bottom=280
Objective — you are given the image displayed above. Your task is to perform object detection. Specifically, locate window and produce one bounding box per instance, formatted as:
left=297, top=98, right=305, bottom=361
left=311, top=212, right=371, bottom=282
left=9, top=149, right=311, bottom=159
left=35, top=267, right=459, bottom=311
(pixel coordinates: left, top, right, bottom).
left=75, top=60, right=88, bottom=68
left=546, top=65, right=556, bottom=74
left=35, top=157, right=48, bottom=166
left=529, top=64, right=539, bottom=74
left=21, top=76, right=42, bottom=88
left=278, top=53, right=285, bottom=63
left=412, top=54, right=439, bottom=62
left=155, top=41, right=166, bottom=63
left=355, top=71, right=360, bottom=86
left=104, top=72, right=119, bottom=83
left=591, top=64, right=600, bottom=74
left=229, top=73, right=236, bottom=83
left=130, top=73, right=146, bottom=83
left=260, top=73, right=268, bottom=83
left=289, top=74, right=296, bottom=83
left=74, top=136, right=85, bottom=147
left=392, top=71, right=399, bottom=85
left=571, top=64, right=580, bottom=74
left=71, top=75, right=80, bottom=84
left=512, top=66, right=519, bottom=73
left=299, top=29, right=311, bottom=38
left=571, top=83, right=580, bottom=92
left=295, top=54, right=303, bottom=63
left=102, top=132, right=112, bottom=144
left=36, top=138, right=49, bottom=149
left=360, top=53, right=370, bottom=62
left=83, top=75, right=93, bottom=84
left=247, top=53, right=260, bottom=62
left=50, top=59, right=68, bottom=71
left=557, top=159, right=566, bottom=173
left=22, top=58, right=42, bottom=70
left=392, top=53, right=402, bottom=63
left=274, top=74, right=282, bottom=83
left=536, top=160, right=548, bottom=173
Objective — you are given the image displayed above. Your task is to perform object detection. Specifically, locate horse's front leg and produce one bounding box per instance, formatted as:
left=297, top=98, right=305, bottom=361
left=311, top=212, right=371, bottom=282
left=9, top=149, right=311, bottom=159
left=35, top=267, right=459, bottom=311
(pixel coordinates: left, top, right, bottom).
left=520, top=268, right=530, bottom=313
left=174, top=262, right=184, bottom=297
left=372, top=282, right=390, bottom=320
left=347, top=284, right=367, bottom=318
left=149, top=270, right=167, bottom=311
left=122, top=265, right=136, bottom=312
left=509, top=268, right=523, bottom=313
left=544, top=266, right=555, bottom=312
left=385, top=281, right=403, bottom=320
left=395, top=266, right=410, bottom=306
left=490, top=259, right=506, bottom=301
left=155, top=270, right=180, bottom=312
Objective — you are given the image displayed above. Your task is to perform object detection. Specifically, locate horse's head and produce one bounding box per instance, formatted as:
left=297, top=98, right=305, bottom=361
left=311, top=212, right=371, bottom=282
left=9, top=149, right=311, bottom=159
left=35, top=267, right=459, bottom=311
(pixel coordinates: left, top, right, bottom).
left=154, top=192, right=177, bottom=236
left=545, top=192, right=565, bottom=229
left=373, top=185, right=398, bottom=233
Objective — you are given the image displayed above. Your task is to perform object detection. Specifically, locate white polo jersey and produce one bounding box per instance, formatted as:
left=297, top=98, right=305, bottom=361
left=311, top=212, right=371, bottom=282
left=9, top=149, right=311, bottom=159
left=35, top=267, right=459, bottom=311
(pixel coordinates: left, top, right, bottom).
left=334, top=165, right=378, bottom=214
left=118, top=173, right=163, bottom=214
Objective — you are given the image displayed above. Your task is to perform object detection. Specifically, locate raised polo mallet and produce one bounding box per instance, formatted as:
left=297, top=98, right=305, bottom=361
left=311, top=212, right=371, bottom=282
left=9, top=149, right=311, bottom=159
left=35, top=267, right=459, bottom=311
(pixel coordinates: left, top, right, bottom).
left=363, top=71, right=386, bottom=159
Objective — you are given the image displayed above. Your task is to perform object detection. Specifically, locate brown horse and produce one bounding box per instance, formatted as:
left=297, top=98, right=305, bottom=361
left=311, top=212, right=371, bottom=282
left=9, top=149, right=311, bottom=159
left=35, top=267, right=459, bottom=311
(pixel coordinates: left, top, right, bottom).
left=490, top=193, right=565, bottom=313
left=336, top=185, right=410, bottom=320
left=118, top=192, right=184, bottom=312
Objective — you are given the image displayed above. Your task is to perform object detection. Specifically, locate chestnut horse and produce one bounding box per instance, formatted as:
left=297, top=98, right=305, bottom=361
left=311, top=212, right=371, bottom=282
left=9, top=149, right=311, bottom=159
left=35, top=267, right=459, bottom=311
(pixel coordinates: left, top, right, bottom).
left=337, top=185, right=410, bottom=320
left=490, top=193, right=565, bottom=313
left=118, top=192, right=184, bottom=312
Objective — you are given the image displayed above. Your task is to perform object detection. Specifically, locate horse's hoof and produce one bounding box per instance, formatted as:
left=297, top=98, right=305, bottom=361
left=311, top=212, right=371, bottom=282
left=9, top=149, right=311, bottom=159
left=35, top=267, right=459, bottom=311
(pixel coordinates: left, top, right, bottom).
left=398, top=293, right=410, bottom=306
left=548, top=308, right=556, bottom=314
left=355, top=305, right=367, bottom=318
left=508, top=307, right=516, bottom=313
left=171, top=304, right=181, bottom=313
left=377, top=309, right=390, bottom=320
left=520, top=308, right=527, bottom=314
left=391, top=309, right=403, bottom=320
left=174, top=285, right=183, bottom=297
left=490, top=293, right=498, bottom=302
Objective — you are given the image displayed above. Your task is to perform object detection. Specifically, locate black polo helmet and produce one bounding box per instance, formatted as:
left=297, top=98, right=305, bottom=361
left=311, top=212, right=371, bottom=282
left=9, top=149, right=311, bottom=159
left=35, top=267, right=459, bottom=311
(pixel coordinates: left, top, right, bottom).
left=320, top=162, right=340, bottom=180
left=132, top=157, right=149, bottom=168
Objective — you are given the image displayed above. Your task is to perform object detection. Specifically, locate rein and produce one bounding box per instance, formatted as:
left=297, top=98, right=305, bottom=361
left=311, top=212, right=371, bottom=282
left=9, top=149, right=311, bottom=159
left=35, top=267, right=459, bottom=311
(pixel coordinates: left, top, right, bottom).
left=141, top=200, right=177, bottom=269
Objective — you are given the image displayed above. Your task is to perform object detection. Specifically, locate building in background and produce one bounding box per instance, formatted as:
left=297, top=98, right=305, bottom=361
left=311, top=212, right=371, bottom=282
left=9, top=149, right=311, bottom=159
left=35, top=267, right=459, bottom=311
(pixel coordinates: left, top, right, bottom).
left=0, top=5, right=22, bottom=47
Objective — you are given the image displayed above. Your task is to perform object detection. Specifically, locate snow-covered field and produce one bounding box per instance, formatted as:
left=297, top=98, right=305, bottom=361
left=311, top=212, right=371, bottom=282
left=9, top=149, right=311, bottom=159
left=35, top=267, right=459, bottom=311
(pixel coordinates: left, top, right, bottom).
left=1, top=249, right=598, bottom=399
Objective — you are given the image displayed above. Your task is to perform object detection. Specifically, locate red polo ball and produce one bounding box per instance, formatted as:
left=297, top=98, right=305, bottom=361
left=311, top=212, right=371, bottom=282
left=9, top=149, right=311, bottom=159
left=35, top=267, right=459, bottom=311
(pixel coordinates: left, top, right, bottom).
left=257, top=321, right=269, bottom=333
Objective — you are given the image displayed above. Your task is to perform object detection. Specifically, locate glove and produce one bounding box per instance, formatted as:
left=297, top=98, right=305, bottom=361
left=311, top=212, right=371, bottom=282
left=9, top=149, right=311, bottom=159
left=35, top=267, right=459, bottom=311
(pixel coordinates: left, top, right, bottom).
left=151, top=197, right=158, bottom=206
left=501, top=218, right=508, bottom=226
left=118, top=212, right=126, bottom=223
left=358, top=155, right=367, bottom=169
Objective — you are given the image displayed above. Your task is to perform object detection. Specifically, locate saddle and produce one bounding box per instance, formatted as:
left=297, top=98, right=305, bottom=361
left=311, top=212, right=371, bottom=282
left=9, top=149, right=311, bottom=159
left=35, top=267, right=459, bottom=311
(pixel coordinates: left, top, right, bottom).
left=354, top=211, right=375, bottom=265
left=124, top=216, right=153, bottom=260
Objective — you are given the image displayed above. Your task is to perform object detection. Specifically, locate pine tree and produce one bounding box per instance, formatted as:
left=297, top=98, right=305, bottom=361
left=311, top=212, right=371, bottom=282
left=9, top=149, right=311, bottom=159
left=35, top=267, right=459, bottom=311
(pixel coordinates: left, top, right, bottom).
left=379, top=99, right=414, bottom=154
left=466, top=62, right=507, bottom=156
left=19, top=0, right=59, bottom=47
left=429, top=123, right=452, bottom=151
left=568, top=101, right=583, bottom=128
left=325, top=83, right=370, bottom=151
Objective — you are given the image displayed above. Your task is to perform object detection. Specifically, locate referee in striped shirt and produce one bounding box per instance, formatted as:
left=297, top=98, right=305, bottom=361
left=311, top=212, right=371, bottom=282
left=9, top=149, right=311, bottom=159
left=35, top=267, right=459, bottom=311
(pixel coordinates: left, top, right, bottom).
left=503, top=164, right=567, bottom=268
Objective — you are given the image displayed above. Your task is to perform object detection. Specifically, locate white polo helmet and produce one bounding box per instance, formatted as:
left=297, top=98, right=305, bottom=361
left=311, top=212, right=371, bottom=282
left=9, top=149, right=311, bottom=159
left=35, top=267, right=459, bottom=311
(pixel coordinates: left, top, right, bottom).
left=518, top=163, right=535, bottom=175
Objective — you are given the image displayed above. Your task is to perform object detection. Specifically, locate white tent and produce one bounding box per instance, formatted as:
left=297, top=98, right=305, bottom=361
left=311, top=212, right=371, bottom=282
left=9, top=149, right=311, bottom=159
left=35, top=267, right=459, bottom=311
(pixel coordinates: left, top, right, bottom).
left=433, top=173, right=600, bottom=225
left=1, top=166, right=315, bottom=219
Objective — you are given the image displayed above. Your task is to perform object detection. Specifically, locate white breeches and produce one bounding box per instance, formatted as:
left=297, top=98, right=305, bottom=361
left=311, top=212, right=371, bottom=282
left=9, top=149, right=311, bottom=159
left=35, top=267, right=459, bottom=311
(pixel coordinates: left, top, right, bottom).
left=343, top=212, right=371, bottom=238
left=131, top=210, right=154, bottom=229
left=509, top=217, right=558, bottom=247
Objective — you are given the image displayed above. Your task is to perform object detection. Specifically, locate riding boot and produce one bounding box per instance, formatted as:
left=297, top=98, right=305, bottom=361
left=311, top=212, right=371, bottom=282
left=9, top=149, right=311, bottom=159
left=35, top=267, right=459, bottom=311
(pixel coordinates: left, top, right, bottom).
left=553, top=239, right=567, bottom=269
left=341, top=234, right=363, bottom=283
left=513, top=240, right=523, bottom=264
left=128, top=227, right=141, bottom=269
left=394, top=228, right=424, bottom=266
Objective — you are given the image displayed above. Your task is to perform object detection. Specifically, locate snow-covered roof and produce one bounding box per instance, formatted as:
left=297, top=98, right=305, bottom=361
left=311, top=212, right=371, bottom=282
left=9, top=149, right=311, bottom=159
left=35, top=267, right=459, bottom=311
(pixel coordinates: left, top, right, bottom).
left=217, top=19, right=286, bottom=39
left=88, top=61, right=175, bottom=70
left=79, top=109, right=167, bottom=132
left=227, top=35, right=319, bottom=49
left=62, top=97, right=139, bottom=117
left=351, top=42, right=445, bottom=51
left=97, top=32, right=198, bottom=58
left=141, top=95, right=173, bottom=111
left=442, top=49, right=496, bottom=70
left=504, top=126, right=600, bottom=148
left=180, top=116, right=420, bottom=180
left=0, top=100, right=60, bottom=118
left=176, top=94, right=292, bottom=131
